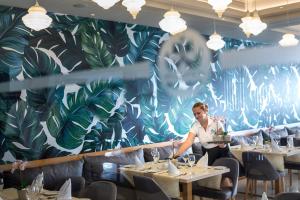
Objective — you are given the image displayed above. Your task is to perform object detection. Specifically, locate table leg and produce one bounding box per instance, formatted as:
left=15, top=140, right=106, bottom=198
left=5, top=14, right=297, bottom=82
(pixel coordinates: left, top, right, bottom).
left=275, top=179, right=281, bottom=194
left=182, top=182, right=192, bottom=200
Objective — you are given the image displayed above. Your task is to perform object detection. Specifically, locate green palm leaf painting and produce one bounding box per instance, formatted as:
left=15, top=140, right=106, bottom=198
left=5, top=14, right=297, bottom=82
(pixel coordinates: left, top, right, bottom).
left=80, top=20, right=116, bottom=68
left=1, top=100, right=46, bottom=161
left=99, top=21, right=130, bottom=57
left=23, top=47, right=64, bottom=119
left=0, top=7, right=29, bottom=78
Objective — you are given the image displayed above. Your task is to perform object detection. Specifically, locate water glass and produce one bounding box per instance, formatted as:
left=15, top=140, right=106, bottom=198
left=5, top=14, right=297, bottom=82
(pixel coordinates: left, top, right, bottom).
left=253, top=136, right=259, bottom=147
left=151, top=148, right=160, bottom=163
left=287, top=136, right=294, bottom=149
left=153, top=151, right=160, bottom=163
left=182, top=154, right=189, bottom=165
left=188, top=154, right=195, bottom=167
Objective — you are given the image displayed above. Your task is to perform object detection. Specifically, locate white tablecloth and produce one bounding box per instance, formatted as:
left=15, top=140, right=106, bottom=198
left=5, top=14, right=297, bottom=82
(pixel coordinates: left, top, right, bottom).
left=0, top=188, right=90, bottom=200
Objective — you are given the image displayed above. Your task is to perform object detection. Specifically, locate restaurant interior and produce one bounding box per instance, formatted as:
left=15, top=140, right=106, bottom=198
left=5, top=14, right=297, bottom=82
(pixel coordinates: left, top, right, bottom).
left=1, top=0, right=300, bottom=200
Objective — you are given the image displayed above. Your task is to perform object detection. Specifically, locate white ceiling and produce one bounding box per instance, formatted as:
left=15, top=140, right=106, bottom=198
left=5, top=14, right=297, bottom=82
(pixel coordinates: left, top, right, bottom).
left=1, top=0, right=300, bottom=43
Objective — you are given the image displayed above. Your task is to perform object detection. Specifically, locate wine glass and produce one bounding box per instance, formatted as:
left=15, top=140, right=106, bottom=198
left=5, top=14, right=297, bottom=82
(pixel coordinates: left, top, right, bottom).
left=188, top=154, right=195, bottom=167
left=151, top=148, right=160, bottom=163
left=252, top=136, right=259, bottom=147
left=182, top=154, right=189, bottom=166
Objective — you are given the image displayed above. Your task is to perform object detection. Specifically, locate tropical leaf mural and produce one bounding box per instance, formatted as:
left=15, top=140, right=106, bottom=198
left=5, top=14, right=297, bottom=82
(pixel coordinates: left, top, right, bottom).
left=80, top=20, right=116, bottom=68
left=0, top=7, right=29, bottom=78
left=0, top=4, right=300, bottom=164
left=0, top=100, right=46, bottom=161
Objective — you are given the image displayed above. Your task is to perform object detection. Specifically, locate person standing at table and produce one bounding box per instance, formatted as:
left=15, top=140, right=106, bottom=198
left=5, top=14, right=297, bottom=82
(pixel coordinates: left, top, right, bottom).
left=173, top=102, right=230, bottom=165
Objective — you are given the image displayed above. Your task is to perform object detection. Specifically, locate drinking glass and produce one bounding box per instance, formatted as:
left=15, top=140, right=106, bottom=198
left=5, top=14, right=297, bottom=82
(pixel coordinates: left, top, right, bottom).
left=151, top=148, right=160, bottom=163
left=252, top=136, right=259, bottom=147
left=182, top=154, right=189, bottom=165
left=287, top=136, right=294, bottom=149
left=188, top=154, right=195, bottom=167
left=153, top=151, right=160, bottom=163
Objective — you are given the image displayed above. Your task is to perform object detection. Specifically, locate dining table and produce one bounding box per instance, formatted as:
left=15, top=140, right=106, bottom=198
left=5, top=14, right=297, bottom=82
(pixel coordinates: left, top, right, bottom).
left=120, top=161, right=230, bottom=200
left=230, top=145, right=300, bottom=194
left=0, top=187, right=90, bottom=200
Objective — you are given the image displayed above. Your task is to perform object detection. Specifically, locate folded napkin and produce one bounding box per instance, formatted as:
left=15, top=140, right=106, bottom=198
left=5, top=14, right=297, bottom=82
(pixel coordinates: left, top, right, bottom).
left=135, top=155, right=144, bottom=169
left=36, top=172, right=44, bottom=189
left=261, top=192, right=268, bottom=200
left=29, top=172, right=44, bottom=193
left=57, top=179, right=72, bottom=200
left=257, top=135, right=264, bottom=147
left=196, top=153, right=208, bottom=168
left=240, top=138, right=249, bottom=149
left=168, top=160, right=180, bottom=176
left=271, top=138, right=281, bottom=152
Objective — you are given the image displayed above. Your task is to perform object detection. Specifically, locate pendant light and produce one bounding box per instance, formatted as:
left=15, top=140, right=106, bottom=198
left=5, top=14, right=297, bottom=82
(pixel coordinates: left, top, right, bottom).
left=159, top=9, right=187, bottom=35
left=122, top=0, right=146, bottom=19
left=239, top=0, right=267, bottom=37
left=22, top=1, right=52, bottom=31
left=92, top=0, right=120, bottom=9
left=206, top=20, right=225, bottom=51
left=279, top=0, right=299, bottom=47
left=279, top=33, right=299, bottom=47
left=208, top=0, right=232, bottom=18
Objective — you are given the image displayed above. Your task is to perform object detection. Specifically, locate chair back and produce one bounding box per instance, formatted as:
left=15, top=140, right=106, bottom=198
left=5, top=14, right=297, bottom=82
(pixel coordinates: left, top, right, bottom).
left=242, top=151, right=280, bottom=180
left=133, top=175, right=171, bottom=200
left=274, top=192, right=300, bottom=200
left=81, top=181, right=117, bottom=200
left=213, top=158, right=239, bottom=197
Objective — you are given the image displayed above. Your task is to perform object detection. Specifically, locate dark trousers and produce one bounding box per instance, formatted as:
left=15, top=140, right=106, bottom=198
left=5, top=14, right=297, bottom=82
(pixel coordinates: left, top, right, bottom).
left=202, top=146, right=230, bottom=166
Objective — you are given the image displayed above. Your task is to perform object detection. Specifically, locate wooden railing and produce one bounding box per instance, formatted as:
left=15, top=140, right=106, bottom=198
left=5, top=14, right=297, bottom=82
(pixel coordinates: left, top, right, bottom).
left=0, top=141, right=175, bottom=171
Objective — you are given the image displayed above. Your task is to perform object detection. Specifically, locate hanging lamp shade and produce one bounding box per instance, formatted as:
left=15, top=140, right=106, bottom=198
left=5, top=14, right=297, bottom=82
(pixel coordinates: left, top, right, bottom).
left=279, top=33, right=299, bottom=47
left=92, top=0, right=120, bottom=9
left=159, top=9, right=187, bottom=35
left=22, top=2, right=52, bottom=31
left=122, top=0, right=146, bottom=19
left=208, top=0, right=232, bottom=17
left=239, top=11, right=267, bottom=37
left=239, top=12, right=253, bottom=37
left=206, top=32, right=225, bottom=51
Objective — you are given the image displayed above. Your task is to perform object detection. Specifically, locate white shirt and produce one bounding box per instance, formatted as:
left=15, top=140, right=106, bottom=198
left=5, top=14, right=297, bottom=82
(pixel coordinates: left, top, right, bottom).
left=190, top=117, right=223, bottom=149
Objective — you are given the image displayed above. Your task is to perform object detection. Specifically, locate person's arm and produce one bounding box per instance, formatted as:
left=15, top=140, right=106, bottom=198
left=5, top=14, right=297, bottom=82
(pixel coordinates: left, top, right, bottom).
left=173, top=132, right=196, bottom=158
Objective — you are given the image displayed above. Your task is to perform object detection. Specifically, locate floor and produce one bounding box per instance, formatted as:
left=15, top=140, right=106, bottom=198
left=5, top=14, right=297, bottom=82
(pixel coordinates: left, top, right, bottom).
left=195, top=170, right=300, bottom=200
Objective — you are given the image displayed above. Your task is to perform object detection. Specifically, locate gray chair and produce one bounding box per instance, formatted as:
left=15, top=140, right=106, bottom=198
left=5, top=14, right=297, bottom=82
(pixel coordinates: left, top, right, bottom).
left=192, top=158, right=239, bottom=200
left=274, top=192, right=300, bottom=200
left=242, top=151, right=285, bottom=199
left=133, top=175, right=179, bottom=200
left=80, top=181, right=117, bottom=200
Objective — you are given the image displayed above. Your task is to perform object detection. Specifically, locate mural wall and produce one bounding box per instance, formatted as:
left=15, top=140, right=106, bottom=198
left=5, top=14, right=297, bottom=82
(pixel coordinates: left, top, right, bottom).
left=0, top=6, right=299, bottom=163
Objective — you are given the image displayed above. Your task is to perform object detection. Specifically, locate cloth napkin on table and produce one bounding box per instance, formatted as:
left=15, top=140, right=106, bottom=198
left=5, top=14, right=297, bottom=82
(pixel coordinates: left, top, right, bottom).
left=196, top=153, right=208, bottom=168
left=240, top=138, right=249, bottom=149
left=57, top=179, right=72, bottom=200
left=261, top=192, right=268, bottom=200
left=35, top=172, right=44, bottom=189
left=134, top=155, right=144, bottom=169
left=271, top=138, right=281, bottom=152
left=257, top=135, right=264, bottom=147
left=168, top=160, right=180, bottom=176
left=29, top=172, right=44, bottom=192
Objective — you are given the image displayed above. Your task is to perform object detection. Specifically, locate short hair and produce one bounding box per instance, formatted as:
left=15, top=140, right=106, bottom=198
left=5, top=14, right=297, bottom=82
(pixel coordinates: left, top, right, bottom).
left=192, top=102, right=208, bottom=112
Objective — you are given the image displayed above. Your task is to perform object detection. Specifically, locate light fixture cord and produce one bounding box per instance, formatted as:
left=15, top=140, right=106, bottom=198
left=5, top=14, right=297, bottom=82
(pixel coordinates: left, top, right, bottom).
left=286, top=0, right=290, bottom=26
